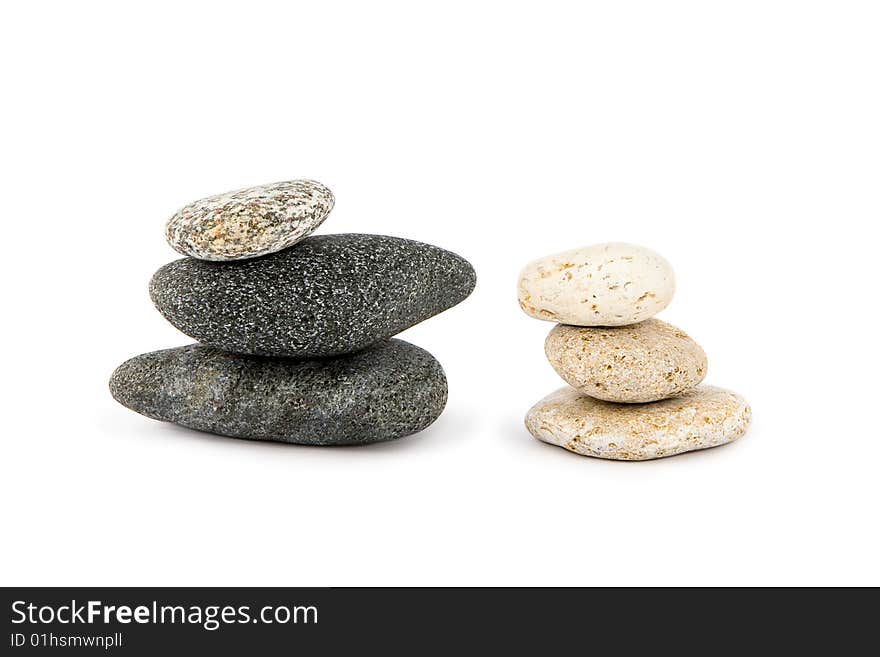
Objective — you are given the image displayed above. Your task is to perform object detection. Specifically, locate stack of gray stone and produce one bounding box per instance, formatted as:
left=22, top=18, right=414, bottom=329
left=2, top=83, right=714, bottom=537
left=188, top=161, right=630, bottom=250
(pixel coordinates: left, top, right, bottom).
left=110, top=180, right=476, bottom=446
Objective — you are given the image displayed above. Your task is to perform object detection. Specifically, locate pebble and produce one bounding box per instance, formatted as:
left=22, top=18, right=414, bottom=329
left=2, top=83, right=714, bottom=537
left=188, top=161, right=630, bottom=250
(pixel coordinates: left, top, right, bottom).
left=165, top=179, right=334, bottom=261
left=109, top=340, right=447, bottom=445
left=517, top=242, right=675, bottom=326
left=544, top=319, right=707, bottom=403
left=150, top=234, right=477, bottom=357
left=525, top=385, right=751, bottom=460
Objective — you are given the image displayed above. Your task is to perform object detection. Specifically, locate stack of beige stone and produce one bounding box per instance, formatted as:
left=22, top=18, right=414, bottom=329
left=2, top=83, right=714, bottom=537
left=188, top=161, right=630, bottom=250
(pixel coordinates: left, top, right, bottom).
left=518, top=243, right=751, bottom=461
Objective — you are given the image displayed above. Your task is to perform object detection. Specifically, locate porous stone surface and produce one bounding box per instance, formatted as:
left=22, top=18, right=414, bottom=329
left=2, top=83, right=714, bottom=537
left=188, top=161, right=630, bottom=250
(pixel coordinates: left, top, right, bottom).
left=544, top=319, right=708, bottom=403
left=109, top=340, right=447, bottom=445
left=517, top=242, right=675, bottom=326
left=165, top=180, right=334, bottom=261
left=150, top=234, right=477, bottom=357
left=525, top=385, right=751, bottom=461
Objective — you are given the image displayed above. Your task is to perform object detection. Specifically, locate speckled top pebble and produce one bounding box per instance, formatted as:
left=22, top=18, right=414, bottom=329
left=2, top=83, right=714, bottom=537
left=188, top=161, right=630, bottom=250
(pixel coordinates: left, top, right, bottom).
left=518, top=243, right=675, bottom=326
left=525, top=385, right=751, bottom=461
left=150, top=234, right=477, bottom=358
left=544, top=319, right=708, bottom=403
left=109, top=340, right=448, bottom=445
left=165, top=179, right=334, bottom=261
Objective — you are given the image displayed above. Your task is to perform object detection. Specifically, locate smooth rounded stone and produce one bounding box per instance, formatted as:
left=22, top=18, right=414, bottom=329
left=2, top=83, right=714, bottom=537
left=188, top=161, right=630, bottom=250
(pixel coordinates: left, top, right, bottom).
left=517, top=242, right=675, bottom=326
left=150, top=234, right=477, bottom=358
left=544, top=319, right=708, bottom=403
left=109, top=340, right=447, bottom=445
left=525, top=385, right=751, bottom=461
left=165, top=179, right=334, bottom=261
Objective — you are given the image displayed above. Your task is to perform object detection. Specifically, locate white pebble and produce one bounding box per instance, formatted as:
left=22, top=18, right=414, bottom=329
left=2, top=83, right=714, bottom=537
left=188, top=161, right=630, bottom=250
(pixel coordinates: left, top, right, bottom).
left=517, top=242, right=675, bottom=326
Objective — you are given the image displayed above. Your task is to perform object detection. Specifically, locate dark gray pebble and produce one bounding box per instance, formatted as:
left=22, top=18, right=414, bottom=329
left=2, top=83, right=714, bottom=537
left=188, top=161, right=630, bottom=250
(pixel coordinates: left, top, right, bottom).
left=150, top=233, right=476, bottom=357
left=109, top=340, right=447, bottom=445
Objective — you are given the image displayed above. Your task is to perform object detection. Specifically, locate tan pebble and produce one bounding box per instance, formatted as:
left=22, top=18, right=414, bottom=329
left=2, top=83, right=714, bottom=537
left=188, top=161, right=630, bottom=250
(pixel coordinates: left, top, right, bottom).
left=517, top=243, right=675, bottom=326
left=524, top=385, right=751, bottom=461
left=545, top=319, right=708, bottom=403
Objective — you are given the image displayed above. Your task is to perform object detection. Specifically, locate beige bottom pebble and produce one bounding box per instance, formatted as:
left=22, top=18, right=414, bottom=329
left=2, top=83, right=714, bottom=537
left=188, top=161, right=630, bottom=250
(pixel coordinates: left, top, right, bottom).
left=525, top=385, right=751, bottom=461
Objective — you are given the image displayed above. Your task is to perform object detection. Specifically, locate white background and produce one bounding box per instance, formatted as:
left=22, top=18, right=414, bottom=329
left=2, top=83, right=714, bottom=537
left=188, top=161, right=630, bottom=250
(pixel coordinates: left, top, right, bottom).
left=2, top=1, right=878, bottom=586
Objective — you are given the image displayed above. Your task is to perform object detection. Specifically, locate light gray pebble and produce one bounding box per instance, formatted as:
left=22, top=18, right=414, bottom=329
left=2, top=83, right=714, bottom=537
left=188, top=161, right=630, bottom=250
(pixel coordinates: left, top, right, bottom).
left=165, top=179, right=334, bottom=261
